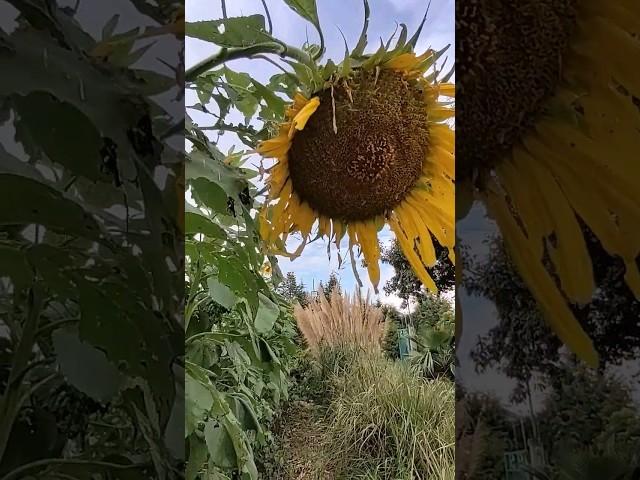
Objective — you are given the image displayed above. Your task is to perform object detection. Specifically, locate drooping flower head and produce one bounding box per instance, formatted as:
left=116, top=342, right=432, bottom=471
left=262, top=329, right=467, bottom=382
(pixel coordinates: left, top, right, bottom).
left=457, top=0, right=640, bottom=366
left=258, top=11, right=455, bottom=295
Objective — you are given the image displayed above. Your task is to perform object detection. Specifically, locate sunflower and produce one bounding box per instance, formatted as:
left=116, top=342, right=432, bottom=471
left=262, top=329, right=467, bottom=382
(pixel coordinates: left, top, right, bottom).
left=257, top=26, right=455, bottom=295
left=457, top=0, right=640, bottom=366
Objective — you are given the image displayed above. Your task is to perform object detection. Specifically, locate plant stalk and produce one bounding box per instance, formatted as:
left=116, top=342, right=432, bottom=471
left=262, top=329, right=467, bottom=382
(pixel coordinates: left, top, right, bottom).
left=0, top=284, right=44, bottom=461
left=185, top=43, right=313, bottom=82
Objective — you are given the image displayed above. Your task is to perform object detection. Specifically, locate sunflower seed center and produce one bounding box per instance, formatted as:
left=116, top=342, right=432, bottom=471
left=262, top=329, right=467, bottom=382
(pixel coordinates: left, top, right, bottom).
left=456, top=0, right=578, bottom=179
left=288, top=69, right=429, bottom=222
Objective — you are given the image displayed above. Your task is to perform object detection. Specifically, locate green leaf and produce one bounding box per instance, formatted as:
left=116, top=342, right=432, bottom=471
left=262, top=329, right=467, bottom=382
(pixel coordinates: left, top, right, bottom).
left=0, top=245, right=32, bottom=293
left=408, top=3, right=430, bottom=48
left=282, top=0, right=322, bottom=37
left=0, top=174, right=104, bottom=242
left=190, top=177, right=229, bottom=214
left=76, top=278, right=174, bottom=406
left=252, top=80, right=286, bottom=119
left=53, top=327, right=124, bottom=403
left=226, top=394, right=262, bottom=436
left=205, top=420, right=237, bottom=469
left=255, top=293, right=279, bottom=334
left=186, top=370, right=214, bottom=436
left=186, top=15, right=274, bottom=47
left=282, top=60, right=318, bottom=95
left=322, top=59, right=337, bottom=80
left=216, top=256, right=259, bottom=313
left=268, top=73, right=299, bottom=99
left=220, top=415, right=258, bottom=480
left=208, top=277, right=237, bottom=310
left=186, top=150, right=246, bottom=199
left=102, top=14, right=120, bottom=39
left=131, top=69, right=179, bottom=96
left=352, top=0, right=370, bottom=58
left=224, top=68, right=253, bottom=90
left=13, top=92, right=104, bottom=181
left=185, top=211, right=226, bottom=239
left=186, top=436, right=208, bottom=480
left=235, top=94, right=259, bottom=122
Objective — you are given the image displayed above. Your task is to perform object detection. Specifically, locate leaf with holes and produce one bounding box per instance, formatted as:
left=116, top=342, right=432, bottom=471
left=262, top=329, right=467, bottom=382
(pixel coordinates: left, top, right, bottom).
left=186, top=15, right=274, bottom=47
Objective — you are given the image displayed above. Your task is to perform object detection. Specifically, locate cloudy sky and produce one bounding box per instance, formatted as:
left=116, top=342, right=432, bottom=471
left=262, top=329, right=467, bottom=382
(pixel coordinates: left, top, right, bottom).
left=185, top=0, right=455, bottom=311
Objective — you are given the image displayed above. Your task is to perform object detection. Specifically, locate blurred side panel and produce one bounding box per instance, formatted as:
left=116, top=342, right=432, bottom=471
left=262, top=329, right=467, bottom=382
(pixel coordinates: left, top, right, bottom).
left=0, top=1, right=185, bottom=478
left=456, top=1, right=640, bottom=479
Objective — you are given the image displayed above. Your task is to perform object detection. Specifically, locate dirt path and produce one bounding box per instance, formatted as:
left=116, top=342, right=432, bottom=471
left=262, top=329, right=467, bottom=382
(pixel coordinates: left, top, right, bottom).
left=273, top=400, right=335, bottom=480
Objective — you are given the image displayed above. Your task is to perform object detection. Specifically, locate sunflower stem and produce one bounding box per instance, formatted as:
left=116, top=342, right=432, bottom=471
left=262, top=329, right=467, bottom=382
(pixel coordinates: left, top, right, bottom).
left=185, top=43, right=313, bottom=82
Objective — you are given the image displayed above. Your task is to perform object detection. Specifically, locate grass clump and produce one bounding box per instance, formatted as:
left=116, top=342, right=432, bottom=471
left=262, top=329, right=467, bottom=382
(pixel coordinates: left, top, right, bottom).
left=294, top=289, right=388, bottom=355
left=323, top=354, right=455, bottom=480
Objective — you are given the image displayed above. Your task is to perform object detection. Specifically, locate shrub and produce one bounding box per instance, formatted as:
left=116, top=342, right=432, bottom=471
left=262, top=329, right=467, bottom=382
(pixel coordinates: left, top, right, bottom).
left=322, top=354, right=455, bottom=479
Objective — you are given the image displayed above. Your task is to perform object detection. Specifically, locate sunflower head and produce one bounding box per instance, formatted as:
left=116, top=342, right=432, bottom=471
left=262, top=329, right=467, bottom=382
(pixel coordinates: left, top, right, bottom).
left=289, top=68, right=429, bottom=222
left=457, top=0, right=578, bottom=180
left=257, top=12, right=455, bottom=294
left=458, top=0, right=640, bottom=367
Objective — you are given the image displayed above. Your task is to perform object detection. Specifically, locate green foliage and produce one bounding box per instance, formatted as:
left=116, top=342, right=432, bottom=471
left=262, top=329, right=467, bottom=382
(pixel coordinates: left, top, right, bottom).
left=414, top=293, right=455, bottom=326
left=410, top=319, right=455, bottom=379
left=527, top=447, right=640, bottom=480
left=281, top=0, right=324, bottom=57
left=381, top=307, right=401, bottom=359
left=186, top=15, right=275, bottom=47
left=185, top=115, right=300, bottom=478
left=538, top=364, right=640, bottom=461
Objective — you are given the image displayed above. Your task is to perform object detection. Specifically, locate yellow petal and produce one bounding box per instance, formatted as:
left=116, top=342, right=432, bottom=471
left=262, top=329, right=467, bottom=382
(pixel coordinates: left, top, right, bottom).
left=356, top=222, right=381, bottom=292
left=389, top=214, right=438, bottom=293
left=384, top=50, right=431, bottom=73
left=484, top=182, right=598, bottom=367
left=429, top=105, right=455, bottom=122
left=438, top=83, right=455, bottom=98
left=257, top=135, right=291, bottom=158
left=289, top=96, right=320, bottom=137
left=286, top=92, right=310, bottom=119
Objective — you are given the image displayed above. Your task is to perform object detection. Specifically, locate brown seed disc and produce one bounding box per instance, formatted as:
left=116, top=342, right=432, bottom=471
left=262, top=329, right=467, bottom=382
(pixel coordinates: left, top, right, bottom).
left=288, top=69, right=429, bottom=222
left=456, top=0, right=578, bottom=180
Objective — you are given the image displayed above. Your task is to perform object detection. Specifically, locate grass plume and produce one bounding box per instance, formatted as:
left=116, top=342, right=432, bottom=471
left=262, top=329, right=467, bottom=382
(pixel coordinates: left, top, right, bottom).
left=294, top=288, right=388, bottom=354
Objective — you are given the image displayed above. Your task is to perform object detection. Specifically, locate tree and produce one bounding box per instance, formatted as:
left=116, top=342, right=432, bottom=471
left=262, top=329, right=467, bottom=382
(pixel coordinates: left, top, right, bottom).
left=381, top=238, right=455, bottom=307
left=413, top=293, right=454, bottom=328
left=277, top=272, right=309, bottom=307
left=319, top=272, right=341, bottom=301
left=537, top=363, right=640, bottom=462
left=379, top=303, right=404, bottom=359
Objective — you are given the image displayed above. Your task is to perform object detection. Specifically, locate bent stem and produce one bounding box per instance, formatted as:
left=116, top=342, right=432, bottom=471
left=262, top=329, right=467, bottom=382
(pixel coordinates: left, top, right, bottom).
left=185, top=43, right=314, bottom=82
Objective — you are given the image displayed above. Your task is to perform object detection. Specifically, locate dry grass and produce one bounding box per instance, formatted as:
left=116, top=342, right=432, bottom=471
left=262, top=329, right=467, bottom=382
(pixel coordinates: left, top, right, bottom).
left=294, top=289, right=388, bottom=355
